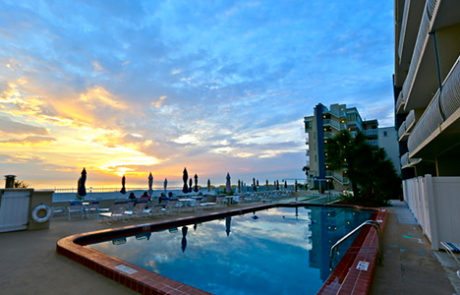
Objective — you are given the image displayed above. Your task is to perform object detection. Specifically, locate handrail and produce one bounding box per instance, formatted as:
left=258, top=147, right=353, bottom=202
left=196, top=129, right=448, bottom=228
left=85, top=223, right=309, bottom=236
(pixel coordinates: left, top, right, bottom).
left=329, top=220, right=383, bottom=271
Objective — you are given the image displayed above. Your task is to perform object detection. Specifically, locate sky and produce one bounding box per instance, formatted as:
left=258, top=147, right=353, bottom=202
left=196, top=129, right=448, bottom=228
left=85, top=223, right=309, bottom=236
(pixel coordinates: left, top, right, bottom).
left=0, top=0, right=394, bottom=189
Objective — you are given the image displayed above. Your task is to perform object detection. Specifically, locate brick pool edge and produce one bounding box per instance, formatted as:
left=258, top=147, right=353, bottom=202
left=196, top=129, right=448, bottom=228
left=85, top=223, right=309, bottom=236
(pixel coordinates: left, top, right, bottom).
left=56, top=203, right=386, bottom=295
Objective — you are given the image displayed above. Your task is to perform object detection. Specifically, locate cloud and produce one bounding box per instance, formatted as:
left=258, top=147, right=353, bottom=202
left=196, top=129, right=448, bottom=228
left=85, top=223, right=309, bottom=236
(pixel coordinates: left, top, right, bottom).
left=79, top=86, right=127, bottom=110
left=0, top=0, right=394, bottom=187
left=0, top=115, right=48, bottom=135
left=0, top=135, right=55, bottom=144
left=151, top=95, right=167, bottom=109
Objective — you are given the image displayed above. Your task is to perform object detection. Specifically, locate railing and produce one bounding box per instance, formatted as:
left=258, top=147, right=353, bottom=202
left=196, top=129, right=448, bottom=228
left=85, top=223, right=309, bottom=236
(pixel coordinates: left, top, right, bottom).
left=401, top=2, right=431, bottom=106
left=405, top=109, right=416, bottom=131
left=398, top=120, right=407, bottom=140
left=440, top=56, right=460, bottom=119
left=426, top=0, right=439, bottom=20
left=51, top=187, right=182, bottom=193
left=396, top=91, right=405, bottom=113
left=329, top=220, right=383, bottom=271
left=364, top=128, right=378, bottom=137
left=408, top=55, right=460, bottom=154
left=397, top=0, right=411, bottom=60
left=401, top=152, right=409, bottom=167
left=323, top=119, right=342, bottom=131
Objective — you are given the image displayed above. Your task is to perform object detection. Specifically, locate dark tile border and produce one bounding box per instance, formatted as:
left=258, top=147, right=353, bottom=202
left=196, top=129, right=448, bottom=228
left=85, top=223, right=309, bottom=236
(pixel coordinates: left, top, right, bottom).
left=56, top=202, right=385, bottom=294
left=317, top=208, right=388, bottom=295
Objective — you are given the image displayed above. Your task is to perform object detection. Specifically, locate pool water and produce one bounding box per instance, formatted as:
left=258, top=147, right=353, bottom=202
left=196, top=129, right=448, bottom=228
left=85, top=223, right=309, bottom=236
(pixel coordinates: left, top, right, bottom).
left=88, top=206, right=372, bottom=294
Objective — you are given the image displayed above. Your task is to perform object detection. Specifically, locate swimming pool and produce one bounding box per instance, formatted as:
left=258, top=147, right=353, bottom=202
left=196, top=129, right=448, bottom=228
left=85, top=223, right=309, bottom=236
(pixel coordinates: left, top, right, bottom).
left=86, top=206, right=372, bottom=294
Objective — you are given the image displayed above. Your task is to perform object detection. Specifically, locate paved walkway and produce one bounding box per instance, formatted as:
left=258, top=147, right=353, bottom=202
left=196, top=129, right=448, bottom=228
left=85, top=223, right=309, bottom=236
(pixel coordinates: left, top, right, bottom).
left=371, top=200, right=457, bottom=294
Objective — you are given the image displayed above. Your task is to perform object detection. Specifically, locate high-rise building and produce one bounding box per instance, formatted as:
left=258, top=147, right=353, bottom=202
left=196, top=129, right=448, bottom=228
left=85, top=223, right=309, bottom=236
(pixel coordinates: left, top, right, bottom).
left=394, top=0, right=460, bottom=248
left=304, top=103, right=398, bottom=190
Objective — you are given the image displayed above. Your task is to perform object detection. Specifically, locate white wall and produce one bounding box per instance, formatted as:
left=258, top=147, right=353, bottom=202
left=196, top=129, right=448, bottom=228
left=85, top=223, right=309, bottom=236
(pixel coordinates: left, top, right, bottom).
left=378, top=127, right=401, bottom=175
left=404, top=175, right=460, bottom=249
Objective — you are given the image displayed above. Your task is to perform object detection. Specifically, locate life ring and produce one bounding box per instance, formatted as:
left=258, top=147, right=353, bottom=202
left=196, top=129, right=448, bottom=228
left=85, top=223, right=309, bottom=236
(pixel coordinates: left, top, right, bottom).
left=32, top=204, right=51, bottom=223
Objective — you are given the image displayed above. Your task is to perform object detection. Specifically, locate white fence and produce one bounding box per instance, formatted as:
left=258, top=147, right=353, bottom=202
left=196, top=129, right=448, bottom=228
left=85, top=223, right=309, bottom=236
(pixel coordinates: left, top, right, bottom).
left=0, top=190, right=31, bottom=232
left=403, top=175, right=460, bottom=249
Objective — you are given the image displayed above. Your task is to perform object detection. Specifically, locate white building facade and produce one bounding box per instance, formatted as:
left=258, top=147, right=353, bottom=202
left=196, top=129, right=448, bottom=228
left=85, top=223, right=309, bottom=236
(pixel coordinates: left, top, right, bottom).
left=394, top=0, right=460, bottom=249
left=304, top=103, right=399, bottom=191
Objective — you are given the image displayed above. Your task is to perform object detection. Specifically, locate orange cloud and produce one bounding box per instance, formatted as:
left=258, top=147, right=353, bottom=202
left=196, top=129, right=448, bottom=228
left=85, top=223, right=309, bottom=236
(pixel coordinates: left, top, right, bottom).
left=80, top=86, right=127, bottom=110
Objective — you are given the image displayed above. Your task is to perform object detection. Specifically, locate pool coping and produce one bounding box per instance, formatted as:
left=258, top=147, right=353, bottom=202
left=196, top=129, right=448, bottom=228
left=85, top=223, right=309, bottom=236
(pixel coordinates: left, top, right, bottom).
left=56, top=202, right=386, bottom=295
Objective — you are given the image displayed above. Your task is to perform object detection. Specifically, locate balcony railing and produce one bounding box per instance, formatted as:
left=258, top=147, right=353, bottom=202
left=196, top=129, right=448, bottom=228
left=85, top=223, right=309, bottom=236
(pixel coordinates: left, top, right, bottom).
left=401, top=152, right=409, bottom=167
left=426, top=0, right=438, bottom=20
left=398, top=109, right=416, bottom=141
left=407, top=55, right=460, bottom=155
left=405, top=109, right=416, bottom=131
left=397, top=0, right=411, bottom=60
left=323, top=119, right=342, bottom=131
left=398, top=120, right=407, bottom=140
left=396, top=91, right=405, bottom=113
left=400, top=1, right=432, bottom=109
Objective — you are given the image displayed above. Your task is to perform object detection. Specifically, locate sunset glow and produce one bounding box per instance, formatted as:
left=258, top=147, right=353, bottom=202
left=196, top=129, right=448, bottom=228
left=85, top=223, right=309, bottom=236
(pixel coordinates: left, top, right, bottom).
left=0, top=0, right=394, bottom=188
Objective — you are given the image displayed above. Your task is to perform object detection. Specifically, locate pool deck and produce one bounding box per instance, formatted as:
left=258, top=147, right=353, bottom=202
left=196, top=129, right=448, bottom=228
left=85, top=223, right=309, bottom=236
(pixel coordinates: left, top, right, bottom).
left=0, top=200, right=458, bottom=294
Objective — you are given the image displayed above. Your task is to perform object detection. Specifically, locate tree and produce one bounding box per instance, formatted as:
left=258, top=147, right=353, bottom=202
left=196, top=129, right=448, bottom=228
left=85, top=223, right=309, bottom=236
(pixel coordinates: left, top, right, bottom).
left=14, top=180, right=29, bottom=188
left=326, top=130, right=401, bottom=205
left=302, top=166, right=310, bottom=176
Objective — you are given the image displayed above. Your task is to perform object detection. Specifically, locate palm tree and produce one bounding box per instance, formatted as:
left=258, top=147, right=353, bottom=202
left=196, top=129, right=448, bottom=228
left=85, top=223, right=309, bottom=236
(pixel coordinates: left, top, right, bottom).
left=326, top=130, right=400, bottom=203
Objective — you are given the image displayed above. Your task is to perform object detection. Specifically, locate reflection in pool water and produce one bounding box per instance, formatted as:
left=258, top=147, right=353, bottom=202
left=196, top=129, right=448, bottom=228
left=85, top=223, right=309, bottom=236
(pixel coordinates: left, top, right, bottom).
left=88, top=206, right=371, bottom=295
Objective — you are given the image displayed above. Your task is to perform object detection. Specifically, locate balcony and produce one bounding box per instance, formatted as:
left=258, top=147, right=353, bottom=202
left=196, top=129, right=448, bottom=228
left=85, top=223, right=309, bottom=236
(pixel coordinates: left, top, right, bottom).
left=364, top=128, right=378, bottom=137
left=396, top=91, right=405, bottom=114
left=398, top=110, right=416, bottom=141
left=400, top=0, right=438, bottom=112
left=323, top=119, right=342, bottom=131
left=408, top=54, right=460, bottom=157
left=406, top=109, right=416, bottom=131
left=401, top=0, right=460, bottom=112
left=398, top=0, right=425, bottom=82
left=398, top=120, right=407, bottom=141
left=401, top=152, right=422, bottom=169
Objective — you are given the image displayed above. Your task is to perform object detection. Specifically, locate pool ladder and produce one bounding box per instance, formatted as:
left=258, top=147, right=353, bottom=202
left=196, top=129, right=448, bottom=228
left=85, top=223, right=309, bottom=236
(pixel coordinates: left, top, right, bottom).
left=329, top=220, right=383, bottom=271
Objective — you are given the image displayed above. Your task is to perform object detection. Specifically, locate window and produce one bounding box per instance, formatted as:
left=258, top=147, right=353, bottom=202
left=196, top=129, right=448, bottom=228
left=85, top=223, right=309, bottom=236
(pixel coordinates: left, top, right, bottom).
left=383, top=131, right=387, bottom=137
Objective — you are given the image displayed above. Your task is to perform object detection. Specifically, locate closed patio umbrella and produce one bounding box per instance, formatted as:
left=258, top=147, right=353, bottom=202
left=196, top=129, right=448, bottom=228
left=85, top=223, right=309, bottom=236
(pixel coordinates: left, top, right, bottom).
left=148, top=172, right=153, bottom=196
left=194, top=174, right=198, bottom=192
left=181, top=226, right=188, bottom=252
left=225, top=216, right=232, bottom=236
left=182, top=168, right=189, bottom=193
left=164, top=178, right=168, bottom=192
left=77, top=168, right=87, bottom=199
left=120, top=175, right=126, bottom=194
left=225, top=173, right=231, bottom=194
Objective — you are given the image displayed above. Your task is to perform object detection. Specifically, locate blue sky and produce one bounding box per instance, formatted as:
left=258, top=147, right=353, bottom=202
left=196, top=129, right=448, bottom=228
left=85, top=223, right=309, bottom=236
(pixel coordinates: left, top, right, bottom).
left=0, top=0, right=394, bottom=188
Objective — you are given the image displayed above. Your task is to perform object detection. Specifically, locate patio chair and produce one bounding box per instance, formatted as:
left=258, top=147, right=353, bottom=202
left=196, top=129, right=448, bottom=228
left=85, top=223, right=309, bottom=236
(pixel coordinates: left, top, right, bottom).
left=67, top=201, right=84, bottom=220
left=132, top=200, right=153, bottom=217
left=99, top=200, right=132, bottom=222
left=83, top=201, right=102, bottom=218
left=441, top=241, right=460, bottom=278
